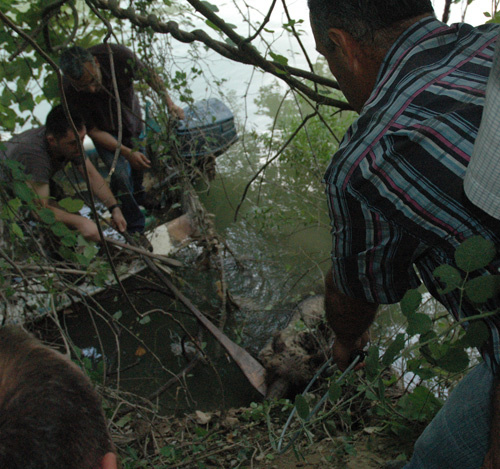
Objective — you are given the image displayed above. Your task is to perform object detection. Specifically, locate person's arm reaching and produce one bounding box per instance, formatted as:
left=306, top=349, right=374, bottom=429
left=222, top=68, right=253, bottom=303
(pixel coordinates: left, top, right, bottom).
left=87, top=128, right=151, bottom=171
left=325, top=267, right=378, bottom=370
left=144, top=68, right=185, bottom=120
left=79, top=158, right=127, bottom=234
left=28, top=180, right=102, bottom=242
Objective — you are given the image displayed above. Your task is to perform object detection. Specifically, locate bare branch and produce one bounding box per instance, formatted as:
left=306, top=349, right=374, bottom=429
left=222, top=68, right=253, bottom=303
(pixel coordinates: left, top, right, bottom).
left=89, top=0, right=348, bottom=109
left=234, top=111, right=318, bottom=221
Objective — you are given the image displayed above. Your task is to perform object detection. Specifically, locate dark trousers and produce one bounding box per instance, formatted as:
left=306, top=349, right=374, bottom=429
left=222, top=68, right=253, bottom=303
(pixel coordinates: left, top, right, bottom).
left=94, top=144, right=145, bottom=234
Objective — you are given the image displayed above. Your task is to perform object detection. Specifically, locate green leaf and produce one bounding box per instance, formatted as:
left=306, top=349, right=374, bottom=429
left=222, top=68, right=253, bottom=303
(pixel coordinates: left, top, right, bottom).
left=12, top=181, right=34, bottom=202
left=50, top=222, right=72, bottom=237
left=365, top=346, right=380, bottom=380
left=407, top=313, right=432, bottom=337
left=455, top=236, right=496, bottom=272
left=419, top=330, right=437, bottom=343
left=201, top=0, right=219, bottom=12
left=37, top=208, right=56, bottom=225
left=328, top=382, right=342, bottom=402
left=58, top=197, right=84, bottom=213
left=433, top=264, right=462, bottom=294
left=139, top=315, right=151, bottom=325
left=113, top=310, right=123, bottom=321
left=382, top=333, right=406, bottom=367
left=205, top=19, right=220, bottom=31
left=93, top=269, right=109, bottom=288
left=397, top=386, right=442, bottom=421
left=436, top=346, right=469, bottom=373
left=400, top=289, right=422, bottom=317
left=415, top=367, right=435, bottom=380
left=2, top=159, right=25, bottom=179
left=61, top=234, right=77, bottom=247
left=464, top=275, right=500, bottom=303
left=269, top=52, right=289, bottom=66
left=10, top=222, right=24, bottom=239
left=461, top=320, right=489, bottom=348
left=75, top=252, right=91, bottom=267
left=2, top=198, right=22, bottom=220
left=115, top=414, right=132, bottom=428
left=83, top=244, right=98, bottom=259
left=294, top=394, right=309, bottom=420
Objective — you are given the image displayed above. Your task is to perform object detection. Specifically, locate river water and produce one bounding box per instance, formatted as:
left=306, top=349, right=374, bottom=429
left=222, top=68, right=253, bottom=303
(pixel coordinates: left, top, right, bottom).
left=60, top=0, right=488, bottom=413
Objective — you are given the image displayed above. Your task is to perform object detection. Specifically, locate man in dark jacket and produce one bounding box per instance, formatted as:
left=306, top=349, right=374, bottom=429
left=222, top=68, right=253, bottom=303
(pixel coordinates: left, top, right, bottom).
left=60, top=44, right=184, bottom=234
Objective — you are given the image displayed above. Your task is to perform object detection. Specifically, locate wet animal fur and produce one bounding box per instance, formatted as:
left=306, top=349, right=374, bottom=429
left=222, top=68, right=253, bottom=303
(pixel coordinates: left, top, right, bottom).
left=258, top=295, right=333, bottom=400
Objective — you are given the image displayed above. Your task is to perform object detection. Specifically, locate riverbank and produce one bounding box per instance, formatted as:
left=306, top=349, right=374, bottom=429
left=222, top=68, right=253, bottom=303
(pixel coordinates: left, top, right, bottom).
left=100, top=368, right=415, bottom=468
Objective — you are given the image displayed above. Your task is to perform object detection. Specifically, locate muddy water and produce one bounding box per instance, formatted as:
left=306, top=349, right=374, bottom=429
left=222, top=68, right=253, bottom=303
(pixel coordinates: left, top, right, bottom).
left=63, top=142, right=335, bottom=413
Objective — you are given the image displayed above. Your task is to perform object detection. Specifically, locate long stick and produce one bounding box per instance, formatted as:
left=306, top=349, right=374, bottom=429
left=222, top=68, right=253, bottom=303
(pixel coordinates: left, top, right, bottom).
left=164, top=273, right=267, bottom=396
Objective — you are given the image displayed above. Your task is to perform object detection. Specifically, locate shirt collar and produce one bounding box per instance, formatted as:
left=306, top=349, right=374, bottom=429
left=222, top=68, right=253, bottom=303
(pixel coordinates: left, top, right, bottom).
left=372, top=16, right=449, bottom=97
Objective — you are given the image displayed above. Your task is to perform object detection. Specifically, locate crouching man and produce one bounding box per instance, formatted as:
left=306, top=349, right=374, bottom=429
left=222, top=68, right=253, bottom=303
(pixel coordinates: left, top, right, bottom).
left=3, top=104, right=126, bottom=242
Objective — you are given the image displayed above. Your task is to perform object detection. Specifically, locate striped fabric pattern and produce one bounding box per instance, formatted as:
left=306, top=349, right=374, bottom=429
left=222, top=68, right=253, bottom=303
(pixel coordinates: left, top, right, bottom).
left=324, top=17, right=500, bottom=370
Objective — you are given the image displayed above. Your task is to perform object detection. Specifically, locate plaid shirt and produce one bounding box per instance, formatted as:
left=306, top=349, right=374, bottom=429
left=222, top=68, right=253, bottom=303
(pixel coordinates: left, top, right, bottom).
left=325, top=17, right=500, bottom=369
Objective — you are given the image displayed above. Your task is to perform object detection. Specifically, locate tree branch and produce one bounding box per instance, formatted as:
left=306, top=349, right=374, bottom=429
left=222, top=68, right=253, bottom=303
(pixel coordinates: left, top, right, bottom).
left=89, top=0, right=348, bottom=109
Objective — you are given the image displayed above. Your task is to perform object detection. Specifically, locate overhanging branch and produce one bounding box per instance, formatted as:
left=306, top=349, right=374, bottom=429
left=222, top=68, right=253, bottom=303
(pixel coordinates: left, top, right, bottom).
left=89, top=0, right=349, bottom=110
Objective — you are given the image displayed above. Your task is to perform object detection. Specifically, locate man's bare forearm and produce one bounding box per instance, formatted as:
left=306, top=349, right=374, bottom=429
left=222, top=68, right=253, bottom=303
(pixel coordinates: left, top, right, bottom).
left=87, top=128, right=130, bottom=155
left=325, top=267, right=378, bottom=344
left=81, top=159, right=118, bottom=208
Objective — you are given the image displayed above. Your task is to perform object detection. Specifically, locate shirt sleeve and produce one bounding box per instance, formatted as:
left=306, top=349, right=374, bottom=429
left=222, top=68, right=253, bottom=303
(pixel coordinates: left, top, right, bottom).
left=326, top=182, right=423, bottom=304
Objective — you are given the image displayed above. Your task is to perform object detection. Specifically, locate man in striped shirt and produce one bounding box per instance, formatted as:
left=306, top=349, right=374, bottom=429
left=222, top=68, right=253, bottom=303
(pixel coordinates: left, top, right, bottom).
left=308, top=0, right=500, bottom=467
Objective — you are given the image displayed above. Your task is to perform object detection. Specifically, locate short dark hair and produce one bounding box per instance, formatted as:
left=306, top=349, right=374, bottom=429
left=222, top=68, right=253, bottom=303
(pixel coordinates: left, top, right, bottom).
left=308, top=0, right=434, bottom=48
left=45, top=104, right=85, bottom=139
left=0, top=326, right=115, bottom=469
left=60, top=46, right=95, bottom=80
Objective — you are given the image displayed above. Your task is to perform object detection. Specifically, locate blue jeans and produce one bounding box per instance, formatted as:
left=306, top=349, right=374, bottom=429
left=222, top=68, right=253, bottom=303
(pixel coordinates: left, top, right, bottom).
left=405, top=362, right=494, bottom=468
left=94, top=144, right=145, bottom=234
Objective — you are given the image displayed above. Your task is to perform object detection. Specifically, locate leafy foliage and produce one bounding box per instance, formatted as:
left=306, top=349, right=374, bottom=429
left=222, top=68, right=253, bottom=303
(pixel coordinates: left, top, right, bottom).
left=290, top=235, right=498, bottom=446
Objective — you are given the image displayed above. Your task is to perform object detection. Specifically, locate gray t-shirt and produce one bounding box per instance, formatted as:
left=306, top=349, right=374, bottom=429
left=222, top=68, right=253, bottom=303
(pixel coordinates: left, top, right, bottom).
left=3, top=127, right=67, bottom=184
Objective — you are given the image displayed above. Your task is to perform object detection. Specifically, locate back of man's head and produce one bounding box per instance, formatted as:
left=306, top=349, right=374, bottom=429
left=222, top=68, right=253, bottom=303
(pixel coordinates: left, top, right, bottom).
left=60, top=46, right=95, bottom=80
left=308, top=0, right=434, bottom=48
left=45, top=104, right=85, bottom=139
left=0, top=326, right=116, bottom=469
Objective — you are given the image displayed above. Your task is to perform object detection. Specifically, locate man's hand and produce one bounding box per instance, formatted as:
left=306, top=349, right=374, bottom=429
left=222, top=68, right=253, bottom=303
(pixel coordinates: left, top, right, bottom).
left=110, top=206, right=127, bottom=233
left=75, top=217, right=102, bottom=243
left=127, top=151, right=151, bottom=170
left=332, top=331, right=370, bottom=371
left=169, top=104, right=185, bottom=120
